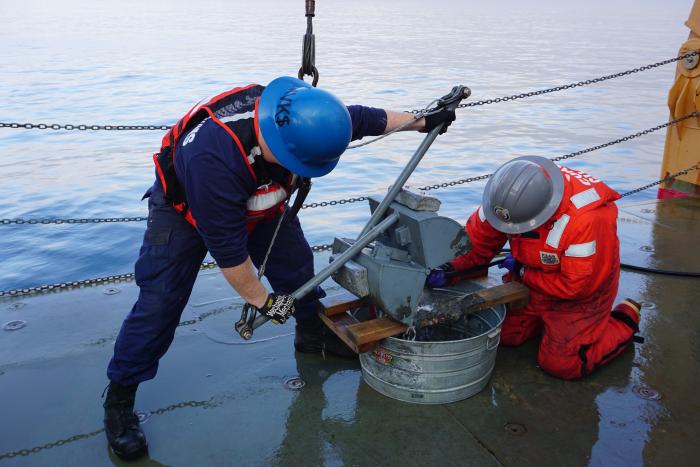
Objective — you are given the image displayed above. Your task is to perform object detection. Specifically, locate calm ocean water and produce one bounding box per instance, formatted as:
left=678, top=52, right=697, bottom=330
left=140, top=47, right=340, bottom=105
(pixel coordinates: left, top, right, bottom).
left=0, top=0, right=692, bottom=290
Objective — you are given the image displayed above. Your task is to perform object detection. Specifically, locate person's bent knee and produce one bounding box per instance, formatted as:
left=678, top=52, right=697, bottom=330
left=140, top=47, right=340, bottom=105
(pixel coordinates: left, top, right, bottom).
left=537, top=348, right=584, bottom=380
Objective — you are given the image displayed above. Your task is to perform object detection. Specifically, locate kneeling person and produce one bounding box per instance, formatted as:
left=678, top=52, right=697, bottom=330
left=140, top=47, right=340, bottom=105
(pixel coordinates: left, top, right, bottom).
left=429, top=156, right=641, bottom=380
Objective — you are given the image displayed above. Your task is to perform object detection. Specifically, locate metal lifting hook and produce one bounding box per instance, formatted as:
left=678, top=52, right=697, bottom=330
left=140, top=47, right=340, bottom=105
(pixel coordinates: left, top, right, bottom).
left=298, top=0, right=319, bottom=86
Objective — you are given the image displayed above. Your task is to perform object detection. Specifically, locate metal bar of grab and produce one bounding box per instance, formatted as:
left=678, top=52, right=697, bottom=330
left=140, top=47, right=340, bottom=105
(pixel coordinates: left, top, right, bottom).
left=246, top=211, right=401, bottom=333
left=241, top=85, right=471, bottom=338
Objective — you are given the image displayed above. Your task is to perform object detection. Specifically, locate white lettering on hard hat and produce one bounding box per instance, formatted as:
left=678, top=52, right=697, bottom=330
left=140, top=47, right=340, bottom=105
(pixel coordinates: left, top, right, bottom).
left=545, top=214, right=570, bottom=249
left=565, top=240, right=596, bottom=258
left=182, top=120, right=207, bottom=147
left=570, top=188, right=601, bottom=209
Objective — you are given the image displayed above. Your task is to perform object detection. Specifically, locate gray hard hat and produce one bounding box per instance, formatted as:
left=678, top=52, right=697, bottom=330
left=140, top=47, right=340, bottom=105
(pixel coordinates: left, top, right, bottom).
left=482, top=156, right=565, bottom=234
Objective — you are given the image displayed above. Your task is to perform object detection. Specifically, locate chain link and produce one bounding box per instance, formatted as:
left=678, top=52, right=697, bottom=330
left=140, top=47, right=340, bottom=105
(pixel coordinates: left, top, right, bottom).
left=1, top=52, right=694, bottom=134
left=0, top=261, right=218, bottom=298
left=301, top=196, right=368, bottom=210
left=450, top=51, right=699, bottom=112
left=551, top=112, right=699, bottom=163
left=0, top=216, right=148, bottom=225
left=0, top=248, right=332, bottom=298
left=0, top=122, right=170, bottom=131
left=3, top=108, right=696, bottom=227
left=0, top=399, right=215, bottom=460
left=620, top=162, right=699, bottom=198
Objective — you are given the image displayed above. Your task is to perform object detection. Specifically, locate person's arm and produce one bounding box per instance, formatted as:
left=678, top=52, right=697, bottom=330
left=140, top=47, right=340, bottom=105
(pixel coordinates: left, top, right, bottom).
left=384, top=110, right=425, bottom=132
left=179, top=122, right=271, bottom=306
left=450, top=207, right=508, bottom=272
left=220, top=258, right=268, bottom=307
left=347, top=105, right=455, bottom=141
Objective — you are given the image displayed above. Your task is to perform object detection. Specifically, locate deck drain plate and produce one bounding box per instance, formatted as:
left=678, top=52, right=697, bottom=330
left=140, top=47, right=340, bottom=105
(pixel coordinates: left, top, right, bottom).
left=639, top=245, right=654, bottom=252
left=504, top=422, right=527, bottom=436
left=640, top=301, right=656, bottom=310
left=136, top=411, right=151, bottom=424
left=284, top=376, right=306, bottom=391
left=7, top=302, right=26, bottom=311
left=3, top=320, right=27, bottom=331
left=103, top=287, right=121, bottom=295
left=632, top=385, right=661, bottom=401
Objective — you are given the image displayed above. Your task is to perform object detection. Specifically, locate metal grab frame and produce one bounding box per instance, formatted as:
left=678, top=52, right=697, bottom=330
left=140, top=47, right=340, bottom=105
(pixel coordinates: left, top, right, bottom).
left=239, top=85, right=471, bottom=339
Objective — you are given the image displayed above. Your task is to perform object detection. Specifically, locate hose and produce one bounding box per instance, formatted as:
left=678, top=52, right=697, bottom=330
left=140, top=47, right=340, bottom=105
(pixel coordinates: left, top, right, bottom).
left=619, top=263, right=700, bottom=278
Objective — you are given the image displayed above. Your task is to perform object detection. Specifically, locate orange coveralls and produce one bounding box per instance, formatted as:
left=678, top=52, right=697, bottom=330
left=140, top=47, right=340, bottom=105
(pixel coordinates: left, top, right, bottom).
left=450, top=167, right=641, bottom=379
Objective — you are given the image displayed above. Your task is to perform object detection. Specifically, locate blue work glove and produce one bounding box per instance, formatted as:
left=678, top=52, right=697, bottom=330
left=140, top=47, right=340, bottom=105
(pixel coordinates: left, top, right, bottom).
left=426, top=263, right=454, bottom=288
left=498, top=254, right=523, bottom=277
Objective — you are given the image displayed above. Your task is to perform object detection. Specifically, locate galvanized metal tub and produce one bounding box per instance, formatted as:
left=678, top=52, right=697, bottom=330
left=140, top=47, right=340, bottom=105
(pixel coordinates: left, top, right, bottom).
left=360, top=284, right=506, bottom=404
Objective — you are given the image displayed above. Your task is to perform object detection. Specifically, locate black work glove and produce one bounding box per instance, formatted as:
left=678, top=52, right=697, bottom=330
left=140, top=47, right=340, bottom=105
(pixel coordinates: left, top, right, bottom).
left=255, top=293, right=296, bottom=324
left=423, top=108, right=456, bottom=135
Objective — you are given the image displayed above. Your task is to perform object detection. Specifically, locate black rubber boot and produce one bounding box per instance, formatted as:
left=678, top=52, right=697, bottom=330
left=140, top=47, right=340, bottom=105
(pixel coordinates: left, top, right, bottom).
left=103, top=382, right=148, bottom=461
left=294, top=315, right=357, bottom=358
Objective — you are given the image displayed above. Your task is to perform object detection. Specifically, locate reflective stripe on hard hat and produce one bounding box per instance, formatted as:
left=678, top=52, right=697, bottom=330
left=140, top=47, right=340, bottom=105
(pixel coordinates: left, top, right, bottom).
left=545, top=214, right=570, bottom=248
left=570, top=188, right=601, bottom=210
left=565, top=240, right=596, bottom=258
left=478, top=206, right=486, bottom=222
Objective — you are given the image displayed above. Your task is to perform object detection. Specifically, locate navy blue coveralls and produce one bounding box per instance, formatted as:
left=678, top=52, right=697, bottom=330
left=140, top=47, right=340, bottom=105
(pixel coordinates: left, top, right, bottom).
left=107, top=103, right=386, bottom=386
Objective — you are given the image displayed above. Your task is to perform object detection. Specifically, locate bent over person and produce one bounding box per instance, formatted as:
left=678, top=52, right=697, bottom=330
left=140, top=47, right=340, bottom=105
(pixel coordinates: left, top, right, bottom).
left=102, top=76, right=456, bottom=460
left=428, top=156, right=642, bottom=381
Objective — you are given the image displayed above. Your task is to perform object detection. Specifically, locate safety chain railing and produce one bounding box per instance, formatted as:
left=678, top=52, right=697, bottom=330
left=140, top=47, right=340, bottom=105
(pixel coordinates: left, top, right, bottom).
left=0, top=399, right=217, bottom=460
left=2, top=111, right=697, bottom=225
left=0, top=244, right=333, bottom=298
left=0, top=150, right=698, bottom=301
left=619, top=162, right=699, bottom=198
left=0, top=52, right=695, bottom=133
left=0, top=122, right=171, bottom=131
left=427, top=51, right=699, bottom=113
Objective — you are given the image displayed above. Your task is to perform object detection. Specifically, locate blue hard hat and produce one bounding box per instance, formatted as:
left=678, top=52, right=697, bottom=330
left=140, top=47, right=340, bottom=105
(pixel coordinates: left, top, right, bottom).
left=258, top=76, right=352, bottom=178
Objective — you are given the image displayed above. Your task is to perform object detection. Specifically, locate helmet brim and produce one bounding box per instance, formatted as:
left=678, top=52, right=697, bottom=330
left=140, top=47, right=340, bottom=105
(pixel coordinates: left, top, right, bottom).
left=258, top=76, right=340, bottom=178
left=483, top=156, right=565, bottom=234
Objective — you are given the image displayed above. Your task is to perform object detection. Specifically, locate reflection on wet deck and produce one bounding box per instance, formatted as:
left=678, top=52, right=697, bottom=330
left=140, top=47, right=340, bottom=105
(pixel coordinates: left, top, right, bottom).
left=1, top=197, right=699, bottom=466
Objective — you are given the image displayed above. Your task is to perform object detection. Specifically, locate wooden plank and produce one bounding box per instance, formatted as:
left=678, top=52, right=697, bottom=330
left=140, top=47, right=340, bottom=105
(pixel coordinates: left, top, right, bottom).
left=346, top=317, right=408, bottom=347
left=318, top=291, right=367, bottom=317
left=471, top=282, right=529, bottom=309
left=415, top=282, right=529, bottom=327
left=318, top=311, right=361, bottom=354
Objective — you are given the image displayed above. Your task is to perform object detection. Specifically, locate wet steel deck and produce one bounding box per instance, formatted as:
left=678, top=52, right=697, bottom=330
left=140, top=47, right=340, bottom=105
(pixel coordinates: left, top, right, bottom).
left=1, top=197, right=699, bottom=466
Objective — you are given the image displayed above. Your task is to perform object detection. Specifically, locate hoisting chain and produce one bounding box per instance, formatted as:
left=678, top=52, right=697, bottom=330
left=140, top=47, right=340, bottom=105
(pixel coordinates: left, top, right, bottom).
left=298, top=0, right=319, bottom=86
left=1, top=52, right=695, bottom=132
left=0, top=399, right=217, bottom=460
left=3, top=111, right=695, bottom=226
